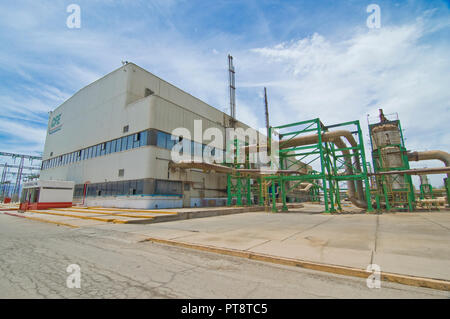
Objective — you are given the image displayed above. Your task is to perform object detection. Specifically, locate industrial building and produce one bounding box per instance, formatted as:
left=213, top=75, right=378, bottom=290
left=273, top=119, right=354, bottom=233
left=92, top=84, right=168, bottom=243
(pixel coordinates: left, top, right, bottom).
left=36, top=61, right=450, bottom=212
left=39, top=62, right=264, bottom=209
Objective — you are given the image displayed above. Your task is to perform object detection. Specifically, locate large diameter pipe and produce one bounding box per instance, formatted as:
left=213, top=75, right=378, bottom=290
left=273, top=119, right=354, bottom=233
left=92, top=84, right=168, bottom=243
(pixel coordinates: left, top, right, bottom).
left=407, top=150, right=450, bottom=178
left=279, top=130, right=367, bottom=208
left=241, top=130, right=370, bottom=208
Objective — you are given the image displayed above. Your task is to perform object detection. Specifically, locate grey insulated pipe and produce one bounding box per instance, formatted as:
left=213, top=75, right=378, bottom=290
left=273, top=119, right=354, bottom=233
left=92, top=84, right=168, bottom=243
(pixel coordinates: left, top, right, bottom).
left=407, top=150, right=450, bottom=178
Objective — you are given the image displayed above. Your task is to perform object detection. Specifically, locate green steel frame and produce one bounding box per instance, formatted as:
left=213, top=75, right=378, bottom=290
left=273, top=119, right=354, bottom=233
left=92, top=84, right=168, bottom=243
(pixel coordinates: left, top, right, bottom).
left=226, top=139, right=252, bottom=206
left=226, top=118, right=373, bottom=213
left=368, top=119, right=415, bottom=211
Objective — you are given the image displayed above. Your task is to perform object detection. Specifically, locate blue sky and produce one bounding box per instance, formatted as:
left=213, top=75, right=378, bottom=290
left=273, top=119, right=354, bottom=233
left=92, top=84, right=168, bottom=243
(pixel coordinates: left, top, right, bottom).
left=0, top=0, right=449, bottom=186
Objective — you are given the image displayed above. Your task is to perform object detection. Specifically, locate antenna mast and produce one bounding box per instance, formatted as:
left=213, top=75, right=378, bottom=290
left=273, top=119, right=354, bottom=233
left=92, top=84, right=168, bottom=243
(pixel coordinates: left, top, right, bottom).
left=264, top=87, right=270, bottom=138
left=228, top=54, right=236, bottom=121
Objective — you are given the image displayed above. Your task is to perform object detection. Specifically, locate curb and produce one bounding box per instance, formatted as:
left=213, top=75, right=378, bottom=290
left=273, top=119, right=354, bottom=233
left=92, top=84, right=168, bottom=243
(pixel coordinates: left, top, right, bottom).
left=143, top=236, right=450, bottom=292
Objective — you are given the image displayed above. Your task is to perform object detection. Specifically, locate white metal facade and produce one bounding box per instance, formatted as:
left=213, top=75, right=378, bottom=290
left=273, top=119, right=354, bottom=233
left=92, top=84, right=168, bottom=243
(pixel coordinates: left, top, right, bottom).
left=40, top=63, right=256, bottom=208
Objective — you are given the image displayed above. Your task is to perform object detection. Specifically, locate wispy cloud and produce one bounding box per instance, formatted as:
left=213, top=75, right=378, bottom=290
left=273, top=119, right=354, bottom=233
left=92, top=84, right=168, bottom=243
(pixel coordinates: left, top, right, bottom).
left=0, top=0, right=449, bottom=186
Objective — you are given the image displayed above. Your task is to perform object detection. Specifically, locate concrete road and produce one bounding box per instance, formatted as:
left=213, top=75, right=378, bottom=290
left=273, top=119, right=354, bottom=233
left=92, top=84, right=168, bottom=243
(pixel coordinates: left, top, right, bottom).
left=0, top=213, right=447, bottom=298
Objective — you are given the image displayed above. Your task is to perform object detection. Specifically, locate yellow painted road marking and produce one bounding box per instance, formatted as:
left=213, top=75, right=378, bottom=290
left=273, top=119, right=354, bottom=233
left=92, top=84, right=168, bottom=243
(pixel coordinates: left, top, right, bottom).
left=54, top=208, right=155, bottom=219
left=28, top=210, right=116, bottom=223
left=24, top=216, right=79, bottom=228
left=4, top=212, right=79, bottom=228
left=74, top=206, right=177, bottom=215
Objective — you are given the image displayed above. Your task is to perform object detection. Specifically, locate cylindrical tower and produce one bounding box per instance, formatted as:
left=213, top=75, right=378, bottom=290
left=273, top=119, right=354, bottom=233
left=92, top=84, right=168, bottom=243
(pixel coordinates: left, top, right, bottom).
left=368, top=109, right=414, bottom=211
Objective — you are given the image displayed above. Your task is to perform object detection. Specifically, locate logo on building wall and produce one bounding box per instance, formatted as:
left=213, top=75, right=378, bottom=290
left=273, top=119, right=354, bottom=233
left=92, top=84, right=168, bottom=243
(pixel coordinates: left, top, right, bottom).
left=49, top=113, right=63, bottom=134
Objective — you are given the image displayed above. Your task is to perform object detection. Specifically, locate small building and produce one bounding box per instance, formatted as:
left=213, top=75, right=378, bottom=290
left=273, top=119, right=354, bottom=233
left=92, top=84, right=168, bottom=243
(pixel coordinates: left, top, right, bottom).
left=19, top=180, right=75, bottom=211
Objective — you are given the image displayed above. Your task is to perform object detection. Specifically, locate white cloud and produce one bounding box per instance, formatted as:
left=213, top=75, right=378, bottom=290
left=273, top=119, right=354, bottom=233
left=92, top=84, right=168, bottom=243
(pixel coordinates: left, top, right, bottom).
left=0, top=2, right=448, bottom=187
left=241, top=19, right=449, bottom=186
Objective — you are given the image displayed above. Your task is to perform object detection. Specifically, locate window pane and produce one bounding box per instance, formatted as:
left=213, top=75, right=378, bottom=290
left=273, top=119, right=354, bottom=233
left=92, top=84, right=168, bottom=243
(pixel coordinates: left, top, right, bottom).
left=106, top=141, right=111, bottom=154
left=155, top=180, right=182, bottom=195
left=136, top=180, right=143, bottom=195
left=127, top=135, right=133, bottom=150
left=111, top=182, right=117, bottom=196
left=148, top=129, right=157, bottom=146
left=111, top=140, right=116, bottom=153
left=156, top=131, right=166, bottom=148
left=121, top=137, right=127, bottom=151
left=129, top=180, right=137, bottom=195
left=139, top=131, right=148, bottom=147
left=122, top=181, right=130, bottom=194
left=117, top=182, right=124, bottom=195
left=166, top=135, right=175, bottom=151
left=194, top=142, right=202, bottom=157
left=133, top=133, right=140, bottom=148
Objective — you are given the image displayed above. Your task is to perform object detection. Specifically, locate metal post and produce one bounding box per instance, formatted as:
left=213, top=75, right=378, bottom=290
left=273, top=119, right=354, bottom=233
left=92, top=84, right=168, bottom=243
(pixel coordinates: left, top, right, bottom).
left=356, top=121, right=374, bottom=212
left=317, top=119, right=330, bottom=213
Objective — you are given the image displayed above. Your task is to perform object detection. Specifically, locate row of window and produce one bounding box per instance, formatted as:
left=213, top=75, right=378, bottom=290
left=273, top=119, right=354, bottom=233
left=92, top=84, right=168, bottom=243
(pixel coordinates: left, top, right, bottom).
left=42, top=129, right=226, bottom=170
left=42, top=130, right=148, bottom=170
left=73, top=179, right=182, bottom=197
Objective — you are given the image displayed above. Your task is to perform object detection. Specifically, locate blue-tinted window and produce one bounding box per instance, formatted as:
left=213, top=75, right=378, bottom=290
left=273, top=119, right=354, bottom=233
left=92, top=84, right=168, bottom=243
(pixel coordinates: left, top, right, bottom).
left=139, top=131, right=148, bottom=147
left=127, top=135, right=133, bottom=150
left=133, top=133, right=140, bottom=148
left=100, top=142, right=106, bottom=156
left=121, top=137, right=127, bottom=151
left=194, top=142, right=202, bottom=157
left=96, top=144, right=101, bottom=157
left=156, top=131, right=166, bottom=148
left=111, top=140, right=116, bottom=153
left=166, top=135, right=176, bottom=151
left=106, top=141, right=111, bottom=154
